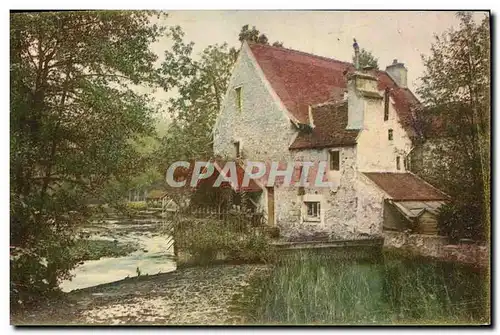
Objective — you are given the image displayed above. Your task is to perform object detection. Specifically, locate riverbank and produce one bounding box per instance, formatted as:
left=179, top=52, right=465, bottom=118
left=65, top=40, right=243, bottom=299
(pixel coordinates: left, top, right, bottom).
left=12, top=263, right=270, bottom=325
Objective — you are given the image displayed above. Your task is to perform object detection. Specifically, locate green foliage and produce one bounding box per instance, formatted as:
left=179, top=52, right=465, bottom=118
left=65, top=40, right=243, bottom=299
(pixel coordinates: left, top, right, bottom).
left=156, top=25, right=284, bottom=169
left=238, top=24, right=284, bottom=47
left=354, top=48, right=379, bottom=69
left=413, top=13, right=490, bottom=241
left=241, top=253, right=488, bottom=324
left=438, top=202, right=485, bottom=243
left=157, top=26, right=237, bottom=166
left=173, top=217, right=274, bottom=265
left=10, top=11, right=165, bottom=308
left=126, top=201, right=148, bottom=211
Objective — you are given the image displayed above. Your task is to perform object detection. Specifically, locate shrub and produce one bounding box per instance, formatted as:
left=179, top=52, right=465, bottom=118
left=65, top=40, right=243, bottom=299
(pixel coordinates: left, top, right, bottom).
left=438, top=201, right=485, bottom=243
left=173, top=217, right=275, bottom=265
left=126, top=201, right=148, bottom=211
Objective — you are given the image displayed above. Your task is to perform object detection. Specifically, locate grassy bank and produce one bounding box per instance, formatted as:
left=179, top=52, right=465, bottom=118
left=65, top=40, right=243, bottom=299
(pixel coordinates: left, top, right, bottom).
left=237, top=251, right=489, bottom=325
left=69, top=239, right=139, bottom=262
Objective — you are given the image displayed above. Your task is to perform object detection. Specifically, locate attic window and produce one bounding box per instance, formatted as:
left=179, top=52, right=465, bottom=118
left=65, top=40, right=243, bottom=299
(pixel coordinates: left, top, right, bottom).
left=329, top=150, right=340, bottom=171
left=388, top=129, right=394, bottom=141
left=384, top=88, right=390, bottom=121
left=235, top=86, right=242, bottom=111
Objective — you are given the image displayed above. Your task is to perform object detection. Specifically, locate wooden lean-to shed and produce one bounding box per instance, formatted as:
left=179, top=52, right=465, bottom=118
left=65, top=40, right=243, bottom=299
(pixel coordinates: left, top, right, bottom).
left=363, top=172, right=450, bottom=236
left=386, top=200, right=446, bottom=235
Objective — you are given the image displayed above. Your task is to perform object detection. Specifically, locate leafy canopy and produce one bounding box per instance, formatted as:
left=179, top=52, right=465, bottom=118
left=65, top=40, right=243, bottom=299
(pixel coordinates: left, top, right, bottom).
left=10, top=10, right=165, bottom=306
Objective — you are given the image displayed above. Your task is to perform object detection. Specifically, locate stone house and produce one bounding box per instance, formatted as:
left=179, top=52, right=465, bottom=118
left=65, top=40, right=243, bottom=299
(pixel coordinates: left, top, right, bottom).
left=213, top=41, right=449, bottom=241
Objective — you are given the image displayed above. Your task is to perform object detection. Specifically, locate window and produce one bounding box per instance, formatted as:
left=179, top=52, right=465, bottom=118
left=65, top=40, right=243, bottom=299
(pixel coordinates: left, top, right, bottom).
left=388, top=129, right=394, bottom=141
left=234, top=141, right=240, bottom=158
left=235, top=87, right=242, bottom=111
left=304, top=201, right=321, bottom=221
left=404, top=156, right=411, bottom=171
left=329, top=150, right=340, bottom=171
left=396, top=156, right=401, bottom=170
left=384, top=88, right=390, bottom=121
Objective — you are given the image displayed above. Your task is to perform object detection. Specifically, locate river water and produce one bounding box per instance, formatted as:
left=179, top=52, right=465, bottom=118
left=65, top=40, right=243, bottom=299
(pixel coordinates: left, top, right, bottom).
left=60, top=216, right=176, bottom=292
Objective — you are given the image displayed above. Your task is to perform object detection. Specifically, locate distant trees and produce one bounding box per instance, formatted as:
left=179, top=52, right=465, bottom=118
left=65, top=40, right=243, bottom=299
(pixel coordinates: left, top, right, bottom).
left=415, top=12, right=490, bottom=241
left=238, top=24, right=284, bottom=47
left=10, top=11, right=165, bottom=307
left=354, top=48, right=379, bottom=69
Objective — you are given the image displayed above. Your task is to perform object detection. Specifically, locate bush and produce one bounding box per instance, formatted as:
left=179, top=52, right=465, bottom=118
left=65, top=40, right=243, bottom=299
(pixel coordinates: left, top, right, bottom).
left=126, top=201, right=148, bottom=211
left=173, top=217, right=275, bottom=265
left=438, top=201, right=486, bottom=243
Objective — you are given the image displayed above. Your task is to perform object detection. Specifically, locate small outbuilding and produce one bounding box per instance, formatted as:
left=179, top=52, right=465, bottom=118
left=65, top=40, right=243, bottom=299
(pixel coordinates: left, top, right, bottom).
left=363, top=172, right=450, bottom=236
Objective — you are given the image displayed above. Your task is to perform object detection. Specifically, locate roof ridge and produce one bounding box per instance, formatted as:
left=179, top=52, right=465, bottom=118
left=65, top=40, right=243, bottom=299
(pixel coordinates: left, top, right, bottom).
left=247, top=41, right=352, bottom=67
left=248, top=42, right=401, bottom=81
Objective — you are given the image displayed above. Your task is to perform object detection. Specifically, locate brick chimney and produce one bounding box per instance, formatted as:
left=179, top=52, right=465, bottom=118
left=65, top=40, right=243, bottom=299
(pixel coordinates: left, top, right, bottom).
left=346, top=70, right=382, bottom=130
left=385, top=59, right=408, bottom=88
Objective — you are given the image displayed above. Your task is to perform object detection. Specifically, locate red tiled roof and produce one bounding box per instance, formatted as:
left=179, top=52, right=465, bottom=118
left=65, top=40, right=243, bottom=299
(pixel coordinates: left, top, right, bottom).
left=248, top=43, right=419, bottom=135
left=363, top=172, right=449, bottom=201
left=289, top=102, right=359, bottom=149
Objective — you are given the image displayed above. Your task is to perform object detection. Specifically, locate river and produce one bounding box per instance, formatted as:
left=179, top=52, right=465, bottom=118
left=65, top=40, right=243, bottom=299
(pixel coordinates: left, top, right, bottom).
left=60, top=215, right=176, bottom=292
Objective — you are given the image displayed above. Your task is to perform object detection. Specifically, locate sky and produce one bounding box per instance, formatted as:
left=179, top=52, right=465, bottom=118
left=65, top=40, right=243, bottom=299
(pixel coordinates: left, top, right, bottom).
left=148, top=10, right=488, bottom=121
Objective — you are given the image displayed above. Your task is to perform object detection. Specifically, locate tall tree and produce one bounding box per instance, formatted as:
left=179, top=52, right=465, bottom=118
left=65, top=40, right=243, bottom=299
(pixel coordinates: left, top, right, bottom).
left=10, top=11, right=165, bottom=305
left=157, top=26, right=237, bottom=167
left=353, top=48, right=379, bottom=69
left=157, top=24, right=284, bottom=169
left=415, top=12, right=490, bottom=240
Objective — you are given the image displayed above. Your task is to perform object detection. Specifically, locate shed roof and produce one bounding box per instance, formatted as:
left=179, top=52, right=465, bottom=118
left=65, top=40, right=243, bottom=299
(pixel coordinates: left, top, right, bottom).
left=363, top=172, right=450, bottom=201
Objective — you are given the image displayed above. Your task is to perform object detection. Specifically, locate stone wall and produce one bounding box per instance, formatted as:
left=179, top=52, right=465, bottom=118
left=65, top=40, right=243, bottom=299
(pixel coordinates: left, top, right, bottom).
left=277, top=147, right=361, bottom=241
left=384, top=231, right=488, bottom=266
left=213, top=44, right=370, bottom=241
left=213, top=43, right=295, bottom=162
left=355, top=173, right=387, bottom=238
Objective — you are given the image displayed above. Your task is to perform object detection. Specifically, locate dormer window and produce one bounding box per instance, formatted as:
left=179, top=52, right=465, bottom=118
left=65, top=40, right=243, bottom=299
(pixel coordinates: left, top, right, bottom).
left=388, top=129, right=394, bottom=141
left=329, top=150, right=340, bottom=171
left=384, top=88, right=390, bottom=121
left=235, top=86, right=242, bottom=112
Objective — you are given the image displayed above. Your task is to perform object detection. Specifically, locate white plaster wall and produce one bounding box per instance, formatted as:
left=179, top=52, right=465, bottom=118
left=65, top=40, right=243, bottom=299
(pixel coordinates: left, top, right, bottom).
left=354, top=173, right=387, bottom=237
left=213, top=43, right=299, bottom=236
left=356, top=98, right=413, bottom=172
left=213, top=44, right=296, bottom=162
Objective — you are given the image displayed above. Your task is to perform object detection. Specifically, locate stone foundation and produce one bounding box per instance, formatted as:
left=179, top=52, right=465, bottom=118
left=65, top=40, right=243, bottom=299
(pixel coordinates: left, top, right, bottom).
left=383, top=231, right=489, bottom=266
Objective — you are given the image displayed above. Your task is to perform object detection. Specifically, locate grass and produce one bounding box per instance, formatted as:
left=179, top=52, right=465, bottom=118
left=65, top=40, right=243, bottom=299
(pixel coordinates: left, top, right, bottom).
left=238, top=251, right=489, bottom=325
left=69, top=239, right=139, bottom=262
left=173, top=217, right=275, bottom=266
